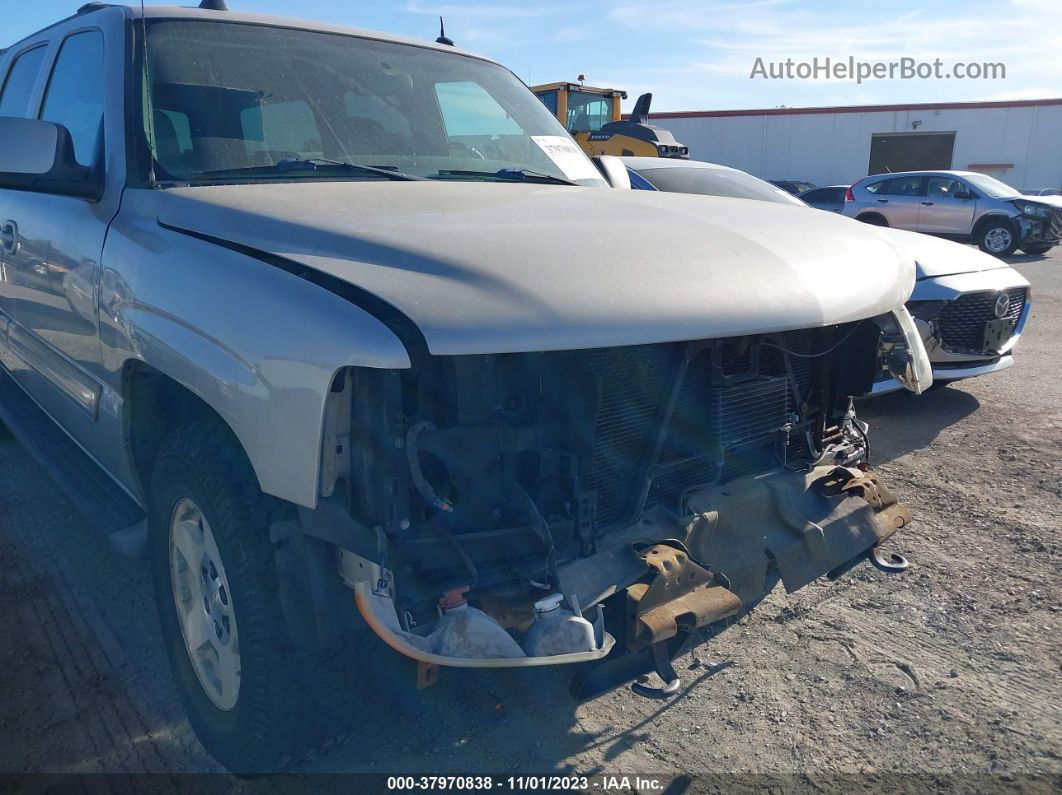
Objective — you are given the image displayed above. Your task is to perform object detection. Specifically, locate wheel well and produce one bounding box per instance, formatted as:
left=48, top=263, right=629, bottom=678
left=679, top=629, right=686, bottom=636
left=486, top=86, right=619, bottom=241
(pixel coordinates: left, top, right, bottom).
left=856, top=212, right=889, bottom=226
left=972, top=214, right=1016, bottom=238
left=123, top=361, right=226, bottom=499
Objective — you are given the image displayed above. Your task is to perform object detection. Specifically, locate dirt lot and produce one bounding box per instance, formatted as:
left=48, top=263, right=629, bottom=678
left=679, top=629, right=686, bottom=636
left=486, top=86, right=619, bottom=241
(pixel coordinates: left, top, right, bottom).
left=0, top=247, right=1059, bottom=786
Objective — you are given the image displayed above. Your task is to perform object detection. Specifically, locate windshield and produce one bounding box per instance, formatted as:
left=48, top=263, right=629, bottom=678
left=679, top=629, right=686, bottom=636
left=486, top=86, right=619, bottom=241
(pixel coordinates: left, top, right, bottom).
left=638, top=166, right=805, bottom=206
left=142, top=21, right=606, bottom=187
left=961, top=173, right=1021, bottom=199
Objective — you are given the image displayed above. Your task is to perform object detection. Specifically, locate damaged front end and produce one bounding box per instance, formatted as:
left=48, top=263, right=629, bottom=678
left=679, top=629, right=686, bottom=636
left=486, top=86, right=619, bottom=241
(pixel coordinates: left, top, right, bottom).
left=301, top=315, right=917, bottom=695
left=1012, top=200, right=1062, bottom=249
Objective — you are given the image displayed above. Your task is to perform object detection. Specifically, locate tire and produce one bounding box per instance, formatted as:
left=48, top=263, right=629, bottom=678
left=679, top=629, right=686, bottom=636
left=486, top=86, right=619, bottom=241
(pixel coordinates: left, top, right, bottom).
left=856, top=213, right=889, bottom=227
left=976, top=219, right=1018, bottom=256
left=1021, top=244, right=1053, bottom=255
left=149, top=418, right=386, bottom=772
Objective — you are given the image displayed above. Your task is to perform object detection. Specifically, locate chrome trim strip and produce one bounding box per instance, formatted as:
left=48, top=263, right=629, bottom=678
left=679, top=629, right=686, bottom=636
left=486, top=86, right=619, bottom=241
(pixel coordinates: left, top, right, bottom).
left=998, top=295, right=1031, bottom=355
left=869, top=354, right=1014, bottom=396
left=933, top=355, right=1014, bottom=381
left=5, top=320, right=101, bottom=419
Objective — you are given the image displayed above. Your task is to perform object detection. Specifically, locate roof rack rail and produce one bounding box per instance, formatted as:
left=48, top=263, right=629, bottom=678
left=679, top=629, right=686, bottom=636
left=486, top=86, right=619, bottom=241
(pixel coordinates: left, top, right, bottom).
left=77, top=2, right=115, bottom=13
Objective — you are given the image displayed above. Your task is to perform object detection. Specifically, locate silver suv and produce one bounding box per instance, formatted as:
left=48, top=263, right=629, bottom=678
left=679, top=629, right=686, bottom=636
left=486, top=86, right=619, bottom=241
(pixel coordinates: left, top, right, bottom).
left=843, top=170, right=1062, bottom=257
left=0, top=2, right=927, bottom=772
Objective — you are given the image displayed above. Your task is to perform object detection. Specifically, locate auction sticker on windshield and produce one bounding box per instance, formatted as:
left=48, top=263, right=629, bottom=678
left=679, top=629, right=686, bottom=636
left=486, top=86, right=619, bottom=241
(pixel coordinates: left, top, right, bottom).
left=531, top=136, right=602, bottom=181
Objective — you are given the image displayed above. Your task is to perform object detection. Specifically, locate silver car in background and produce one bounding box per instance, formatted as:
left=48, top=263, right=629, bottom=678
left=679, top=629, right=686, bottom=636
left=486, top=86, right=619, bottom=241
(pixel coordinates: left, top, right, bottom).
left=621, top=157, right=1031, bottom=393
left=842, top=170, right=1062, bottom=257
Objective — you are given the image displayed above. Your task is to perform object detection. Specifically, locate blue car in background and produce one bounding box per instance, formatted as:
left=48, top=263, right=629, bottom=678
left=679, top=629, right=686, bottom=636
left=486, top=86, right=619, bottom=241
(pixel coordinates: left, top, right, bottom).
left=799, top=185, right=848, bottom=213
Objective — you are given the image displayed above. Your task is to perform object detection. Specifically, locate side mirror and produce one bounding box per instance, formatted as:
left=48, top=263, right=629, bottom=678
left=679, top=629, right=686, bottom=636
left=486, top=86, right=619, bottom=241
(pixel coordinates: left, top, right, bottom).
left=0, top=117, right=101, bottom=200
left=954, top=190, right=973, bottom=200
left=591, top=155, right=632, bottom=189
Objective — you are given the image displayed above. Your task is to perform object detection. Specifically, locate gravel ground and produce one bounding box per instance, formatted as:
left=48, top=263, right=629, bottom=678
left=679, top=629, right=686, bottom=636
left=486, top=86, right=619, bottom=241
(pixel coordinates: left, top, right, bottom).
left=0, top=247, right=1059, bottom=786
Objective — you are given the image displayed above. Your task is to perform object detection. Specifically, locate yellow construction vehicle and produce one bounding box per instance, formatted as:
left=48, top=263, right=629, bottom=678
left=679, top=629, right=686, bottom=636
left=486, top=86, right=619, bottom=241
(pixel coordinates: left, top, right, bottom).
left=530, top=80, right=689, bottom=159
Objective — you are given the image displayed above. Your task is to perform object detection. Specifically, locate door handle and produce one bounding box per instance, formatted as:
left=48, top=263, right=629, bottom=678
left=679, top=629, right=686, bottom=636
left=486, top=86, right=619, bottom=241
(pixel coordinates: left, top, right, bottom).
left=921, top=201, right=934, bottom=206
left=877, top=199, right=889, bottom=203
left=1, top=221, right=19, bottom=255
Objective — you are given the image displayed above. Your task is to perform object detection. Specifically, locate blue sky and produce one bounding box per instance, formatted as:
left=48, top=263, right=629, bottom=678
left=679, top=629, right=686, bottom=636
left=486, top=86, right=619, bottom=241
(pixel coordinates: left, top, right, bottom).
left=6, top=1, right=1061, bottom=112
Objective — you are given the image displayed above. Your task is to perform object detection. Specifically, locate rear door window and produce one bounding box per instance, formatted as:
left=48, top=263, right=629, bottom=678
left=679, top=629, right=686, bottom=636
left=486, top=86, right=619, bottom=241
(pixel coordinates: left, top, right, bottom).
left=0, top=45, right=48, bottom=118
left=882, top=176, right=926, bottom=196
left=39, top=31, right=106, bottom=166
left=926, top=176, right=966, bottom=198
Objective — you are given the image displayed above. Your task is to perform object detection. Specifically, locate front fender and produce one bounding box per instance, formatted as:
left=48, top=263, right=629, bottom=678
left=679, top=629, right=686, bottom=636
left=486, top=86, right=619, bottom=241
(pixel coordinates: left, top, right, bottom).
left=100, top=206, right=410, bottom=508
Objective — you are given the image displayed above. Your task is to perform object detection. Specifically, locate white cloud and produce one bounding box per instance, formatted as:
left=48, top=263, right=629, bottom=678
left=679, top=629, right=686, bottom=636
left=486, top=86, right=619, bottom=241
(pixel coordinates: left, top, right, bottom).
left=605, top=0, right=1062, bottom=110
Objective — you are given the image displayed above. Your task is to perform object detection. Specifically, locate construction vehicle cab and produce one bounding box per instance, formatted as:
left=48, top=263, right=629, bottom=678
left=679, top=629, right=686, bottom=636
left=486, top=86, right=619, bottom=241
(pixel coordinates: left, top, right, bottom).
left=531, top=81, right=689, bottom=159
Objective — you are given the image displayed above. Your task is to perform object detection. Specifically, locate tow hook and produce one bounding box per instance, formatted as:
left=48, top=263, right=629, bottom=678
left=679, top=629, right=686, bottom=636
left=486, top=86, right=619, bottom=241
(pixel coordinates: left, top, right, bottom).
left=870, top=546, right=911, bottom=573
left=829, top=544, right=912, bottom=579
left=631, top=641, right=682, bottom=699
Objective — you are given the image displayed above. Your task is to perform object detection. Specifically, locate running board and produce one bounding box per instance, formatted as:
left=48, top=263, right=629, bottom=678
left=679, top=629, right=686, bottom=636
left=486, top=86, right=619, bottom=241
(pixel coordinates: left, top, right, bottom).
left=0, top=369, right=147, bottom=558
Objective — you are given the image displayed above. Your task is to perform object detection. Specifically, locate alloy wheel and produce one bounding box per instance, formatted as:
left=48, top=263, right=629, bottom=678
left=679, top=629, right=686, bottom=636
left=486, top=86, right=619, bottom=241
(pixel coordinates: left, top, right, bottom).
left=168, top=497, right=241, bottom=711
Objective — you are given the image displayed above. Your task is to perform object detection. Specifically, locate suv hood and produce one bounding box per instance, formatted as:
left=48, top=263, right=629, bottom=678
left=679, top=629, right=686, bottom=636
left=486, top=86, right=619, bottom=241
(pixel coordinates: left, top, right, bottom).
left=879, top=228, right=1010, bottom=279
left=156, top=182, right=914, bottom=355
left=1026, top=195, right=1062, bottom=209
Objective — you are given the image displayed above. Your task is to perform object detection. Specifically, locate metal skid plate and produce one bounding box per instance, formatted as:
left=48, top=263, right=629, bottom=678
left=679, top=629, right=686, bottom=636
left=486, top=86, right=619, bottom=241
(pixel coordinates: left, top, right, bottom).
left=683, top=464, right=913, bottom=605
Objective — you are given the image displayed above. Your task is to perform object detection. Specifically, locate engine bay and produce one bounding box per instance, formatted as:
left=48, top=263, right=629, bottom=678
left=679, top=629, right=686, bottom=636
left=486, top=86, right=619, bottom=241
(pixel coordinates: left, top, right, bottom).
left=318, top=321, right=883, bottom=628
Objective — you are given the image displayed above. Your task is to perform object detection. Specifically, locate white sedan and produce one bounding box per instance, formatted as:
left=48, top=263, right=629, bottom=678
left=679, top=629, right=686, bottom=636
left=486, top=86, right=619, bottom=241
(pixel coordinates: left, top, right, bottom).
left=619, top=157, right=1031, bottom=394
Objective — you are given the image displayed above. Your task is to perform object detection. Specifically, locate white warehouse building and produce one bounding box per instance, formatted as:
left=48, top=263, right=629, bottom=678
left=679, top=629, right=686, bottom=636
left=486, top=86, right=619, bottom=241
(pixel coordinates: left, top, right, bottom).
left=649, top=98, right=1062, bottom=192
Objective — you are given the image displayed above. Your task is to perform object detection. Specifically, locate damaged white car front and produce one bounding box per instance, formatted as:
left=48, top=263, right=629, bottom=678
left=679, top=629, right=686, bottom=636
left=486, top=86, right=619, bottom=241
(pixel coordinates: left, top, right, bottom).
left=870, top=229, right=1030, bottom=395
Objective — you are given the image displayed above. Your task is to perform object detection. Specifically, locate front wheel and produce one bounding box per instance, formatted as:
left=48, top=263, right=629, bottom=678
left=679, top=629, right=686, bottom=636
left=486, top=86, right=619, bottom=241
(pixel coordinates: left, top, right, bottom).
left=977, top=220, right=1018, bottom=256
left=149, top=418, right=380, bottom=772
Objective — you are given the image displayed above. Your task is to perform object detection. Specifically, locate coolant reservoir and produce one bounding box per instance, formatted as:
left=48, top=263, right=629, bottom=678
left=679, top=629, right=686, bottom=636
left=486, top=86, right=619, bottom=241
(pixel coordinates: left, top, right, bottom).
left=430, top=602, right=527, bottom=659
left=522, top=594, right=597, bottom=657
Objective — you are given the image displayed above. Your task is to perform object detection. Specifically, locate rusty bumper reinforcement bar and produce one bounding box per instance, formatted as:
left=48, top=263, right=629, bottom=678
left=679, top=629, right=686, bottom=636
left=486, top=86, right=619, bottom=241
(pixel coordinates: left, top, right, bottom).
left=811, top=467, right=911, bottom=542
left=625, top=543, right=741, bottom=698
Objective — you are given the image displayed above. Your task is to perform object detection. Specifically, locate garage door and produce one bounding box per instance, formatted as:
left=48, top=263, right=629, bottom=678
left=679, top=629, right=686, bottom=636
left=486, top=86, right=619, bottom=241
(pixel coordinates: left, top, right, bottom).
left=868, top=133, right=955, bottom=174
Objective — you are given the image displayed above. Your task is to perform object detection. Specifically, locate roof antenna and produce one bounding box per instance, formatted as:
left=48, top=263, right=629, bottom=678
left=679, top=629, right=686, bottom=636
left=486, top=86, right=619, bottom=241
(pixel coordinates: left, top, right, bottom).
left=199, top=0, right=229, bottom=10
left=436, top=16, right=454, bottom=46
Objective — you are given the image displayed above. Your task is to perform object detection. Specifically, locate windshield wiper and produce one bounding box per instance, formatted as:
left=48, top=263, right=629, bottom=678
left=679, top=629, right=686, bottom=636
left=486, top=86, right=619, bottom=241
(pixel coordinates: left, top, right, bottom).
left=277, top=158, right=426, bottom=180
left=189, top=159, right=426, bottom=182
left=433, top=168, right=577, bottom=186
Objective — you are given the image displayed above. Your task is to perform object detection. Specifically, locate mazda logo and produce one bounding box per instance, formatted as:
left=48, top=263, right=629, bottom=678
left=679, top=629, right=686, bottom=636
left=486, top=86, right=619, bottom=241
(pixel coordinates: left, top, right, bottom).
left=993, top=293, right=1011, bottom=319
